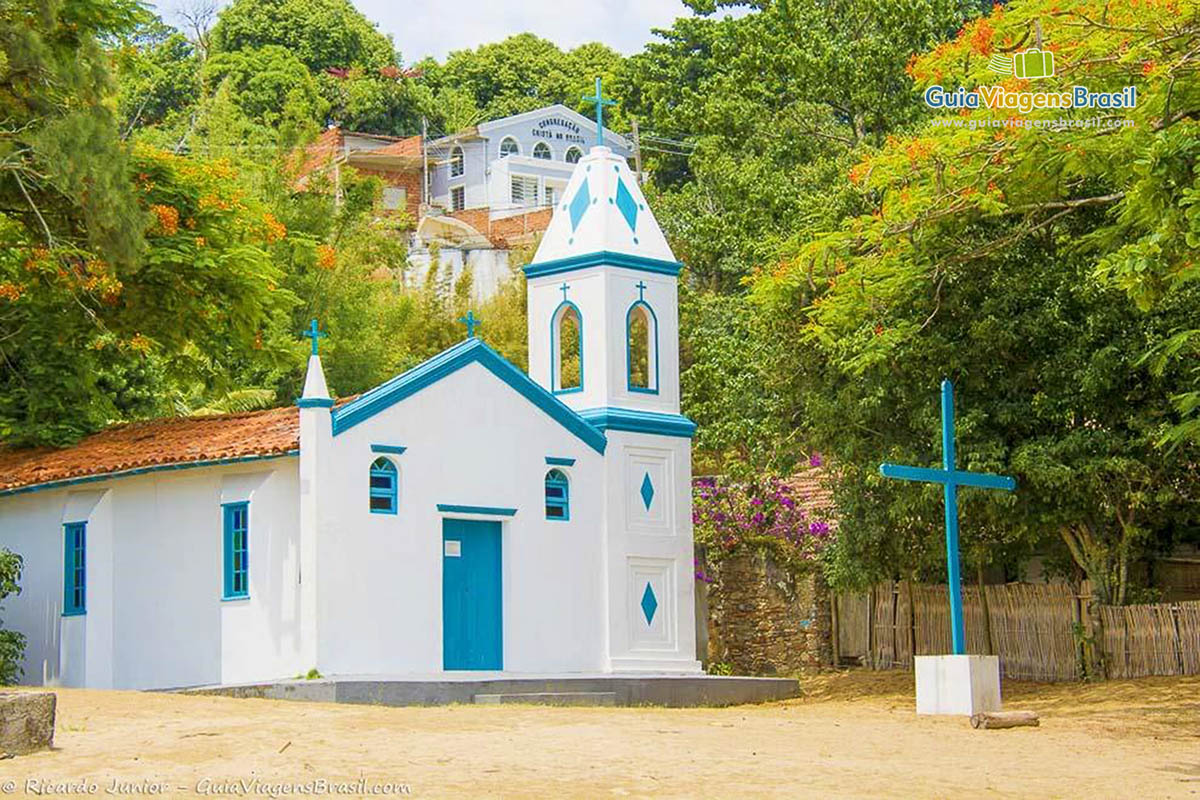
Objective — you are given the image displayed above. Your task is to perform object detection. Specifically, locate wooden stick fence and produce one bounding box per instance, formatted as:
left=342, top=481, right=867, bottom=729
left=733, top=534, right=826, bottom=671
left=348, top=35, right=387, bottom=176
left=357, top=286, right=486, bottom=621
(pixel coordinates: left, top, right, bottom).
left=836, top=583, right=1200, bottom=682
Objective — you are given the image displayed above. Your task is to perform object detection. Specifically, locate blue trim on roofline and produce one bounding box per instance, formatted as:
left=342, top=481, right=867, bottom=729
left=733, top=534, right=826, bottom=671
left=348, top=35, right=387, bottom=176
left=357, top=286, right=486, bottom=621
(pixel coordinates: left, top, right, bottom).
left=371, top=444, right=408, bottom=455
left=0, top=451, right=300, bottom=498
left=577, top=408, right=697, bottom=438
left=296, top=397, right=334, bottom=409
left=545, top=456, right=576, bottom=466
left=523, top=251, right=683, bottom=280
left=331, top=338, right=607, bottom=455
left=437, top=504, right=518, bottom=517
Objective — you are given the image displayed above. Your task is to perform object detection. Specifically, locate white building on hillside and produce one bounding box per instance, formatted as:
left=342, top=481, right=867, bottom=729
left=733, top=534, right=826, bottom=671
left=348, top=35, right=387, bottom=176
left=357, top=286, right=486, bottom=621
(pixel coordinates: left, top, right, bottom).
left=0, top=140, right=698, bottom=690
left=427, top=104, right=633, bottom=217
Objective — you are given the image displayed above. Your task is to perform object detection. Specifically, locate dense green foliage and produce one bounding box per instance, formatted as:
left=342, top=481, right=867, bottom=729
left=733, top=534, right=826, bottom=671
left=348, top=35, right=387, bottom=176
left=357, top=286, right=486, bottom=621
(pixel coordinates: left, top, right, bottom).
left=620, top=0, right=982, bottom=289
left=209, top=0, right=396, bottom=73
left=747, top=0, right=1200, bottom=594
left=417, top=35, right=625, bottom=130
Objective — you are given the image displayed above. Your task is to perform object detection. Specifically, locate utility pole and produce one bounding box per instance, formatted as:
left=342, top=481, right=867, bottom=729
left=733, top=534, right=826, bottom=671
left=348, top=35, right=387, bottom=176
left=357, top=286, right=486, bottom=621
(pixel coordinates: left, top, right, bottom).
left=631, top=117, right=644, bottom=185
left=421, top=116, right=429, bottom=208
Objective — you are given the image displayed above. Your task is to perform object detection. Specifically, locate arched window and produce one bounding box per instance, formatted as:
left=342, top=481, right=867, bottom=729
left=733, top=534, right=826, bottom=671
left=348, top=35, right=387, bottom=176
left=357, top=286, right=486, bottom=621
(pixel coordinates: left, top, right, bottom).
left=533, top=142, right=552, bottom=160
left=565, top=146, right=583, bottom=164
left=545, top=469, right=569, bottom=521
left=450, top=146, right=464, bottom=177
left=369, top=457, right=398, bottom=514
left=499, top=137, right=520, bottom=158
left=626, top=301, right=658, bottom=393
left=552, top=302, right=583, bottom=393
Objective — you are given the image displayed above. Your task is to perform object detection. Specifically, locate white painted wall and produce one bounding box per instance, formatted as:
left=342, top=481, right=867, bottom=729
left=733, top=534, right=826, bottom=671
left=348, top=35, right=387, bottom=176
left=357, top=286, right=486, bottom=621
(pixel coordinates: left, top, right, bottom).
left=309, top=360, right=609, bottom=675
left=528, top=268, right=681, bottom=416
left=406, top=246, right=513, bottom=305
left=0, top=458, right=302, bottom=689
left=604, top=431, right=698, bottom=671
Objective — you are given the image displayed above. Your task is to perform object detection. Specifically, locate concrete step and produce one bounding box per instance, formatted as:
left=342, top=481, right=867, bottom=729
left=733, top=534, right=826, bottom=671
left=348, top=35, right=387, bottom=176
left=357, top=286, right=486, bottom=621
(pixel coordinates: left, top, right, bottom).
left=473, top=691, right=617, bottom=706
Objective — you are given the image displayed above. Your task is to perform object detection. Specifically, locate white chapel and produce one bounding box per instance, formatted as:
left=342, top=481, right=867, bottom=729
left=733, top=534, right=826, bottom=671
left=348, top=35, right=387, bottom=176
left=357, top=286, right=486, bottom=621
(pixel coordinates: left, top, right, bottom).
left=0, top=139, right=701, bottom=690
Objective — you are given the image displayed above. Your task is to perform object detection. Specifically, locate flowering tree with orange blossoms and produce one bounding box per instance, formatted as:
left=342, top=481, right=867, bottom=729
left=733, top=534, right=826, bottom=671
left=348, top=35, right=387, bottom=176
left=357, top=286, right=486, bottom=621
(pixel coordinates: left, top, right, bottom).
left=0, top=143, right=297, bottom=446
left=750, top=0, right=1200, bottom=601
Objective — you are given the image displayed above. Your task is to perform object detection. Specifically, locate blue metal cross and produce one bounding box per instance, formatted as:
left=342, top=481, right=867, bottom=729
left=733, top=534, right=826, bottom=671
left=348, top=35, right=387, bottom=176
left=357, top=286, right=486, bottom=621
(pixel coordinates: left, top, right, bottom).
left=635, top=281, right=647, bottom=301
left=582, top=76, right=616, bottom=147
left=879, top=380, right=1016, bottom=655
left=302, top=318, right=327, bottom=356
left=458, top=310, right=481, bottom=338
left=560, top=282, right=570, bottom=301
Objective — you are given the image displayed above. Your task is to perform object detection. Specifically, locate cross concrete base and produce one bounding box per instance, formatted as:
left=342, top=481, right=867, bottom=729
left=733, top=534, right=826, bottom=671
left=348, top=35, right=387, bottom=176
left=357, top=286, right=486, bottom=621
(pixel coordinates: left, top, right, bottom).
left=915, top=654, right=1000, bottom=716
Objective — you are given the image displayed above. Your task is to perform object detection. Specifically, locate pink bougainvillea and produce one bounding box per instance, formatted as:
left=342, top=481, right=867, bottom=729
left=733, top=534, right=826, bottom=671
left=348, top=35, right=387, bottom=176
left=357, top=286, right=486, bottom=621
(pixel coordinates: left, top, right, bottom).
left=692, top=476, right=833, bottom=571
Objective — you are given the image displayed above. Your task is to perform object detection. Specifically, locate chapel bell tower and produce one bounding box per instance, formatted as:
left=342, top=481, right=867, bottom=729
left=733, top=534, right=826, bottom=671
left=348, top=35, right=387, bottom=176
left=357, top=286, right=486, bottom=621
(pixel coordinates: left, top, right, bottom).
left=524, top=144, right=682, bottom=418
left=523, top=83, right=700, bottom=673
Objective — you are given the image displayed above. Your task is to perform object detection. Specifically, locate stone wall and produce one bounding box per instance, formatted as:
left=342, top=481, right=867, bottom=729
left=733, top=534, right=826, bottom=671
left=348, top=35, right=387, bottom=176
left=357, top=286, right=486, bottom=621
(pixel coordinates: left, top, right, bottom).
left=702, top=548, right=832, bottom=675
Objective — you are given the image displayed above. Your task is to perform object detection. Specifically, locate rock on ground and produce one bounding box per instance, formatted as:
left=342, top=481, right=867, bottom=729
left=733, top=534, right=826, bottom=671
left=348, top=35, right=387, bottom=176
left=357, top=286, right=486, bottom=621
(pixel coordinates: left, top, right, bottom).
left=0, top=692, right=56, bottom=755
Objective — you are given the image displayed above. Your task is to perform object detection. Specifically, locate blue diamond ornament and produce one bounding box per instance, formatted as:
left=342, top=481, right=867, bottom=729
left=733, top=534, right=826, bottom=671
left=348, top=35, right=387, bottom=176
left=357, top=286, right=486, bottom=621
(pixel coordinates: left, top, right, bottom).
left=640, top=582, right=658, bottom=625
left=568, top=179, right=591, bottom=232
left=640, top=472, right=654, bottom=510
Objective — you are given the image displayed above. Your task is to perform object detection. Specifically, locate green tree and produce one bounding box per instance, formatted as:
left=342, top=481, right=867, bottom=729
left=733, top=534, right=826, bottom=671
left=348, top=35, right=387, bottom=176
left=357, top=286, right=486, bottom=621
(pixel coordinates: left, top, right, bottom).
left=679, top=285, right=800, bottom=477
left=419, top=35, right=625, bottom=127
left=322, top=69, right=434, bottom=136
left=210, top=0, right=396, bottom=73
left=0, top=549, right=23, bottom=685
left=620, top=0, right=981, bottom=289
left=751, top=0, right=1200, bottom=598
left=201, top=45, right=327, bottom=128
left=112, top=15, right=201, bottom=136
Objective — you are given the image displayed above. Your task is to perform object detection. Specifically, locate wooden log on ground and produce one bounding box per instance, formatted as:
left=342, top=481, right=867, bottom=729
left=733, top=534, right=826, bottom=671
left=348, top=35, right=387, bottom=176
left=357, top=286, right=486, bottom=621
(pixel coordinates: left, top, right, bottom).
left=970, top=710, right=1040, bottom=730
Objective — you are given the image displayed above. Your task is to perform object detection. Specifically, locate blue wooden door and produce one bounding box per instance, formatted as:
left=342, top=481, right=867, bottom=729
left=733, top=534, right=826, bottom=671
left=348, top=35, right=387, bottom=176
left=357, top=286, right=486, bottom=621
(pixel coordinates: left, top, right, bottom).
left=442, top=519, right=503, bottom=670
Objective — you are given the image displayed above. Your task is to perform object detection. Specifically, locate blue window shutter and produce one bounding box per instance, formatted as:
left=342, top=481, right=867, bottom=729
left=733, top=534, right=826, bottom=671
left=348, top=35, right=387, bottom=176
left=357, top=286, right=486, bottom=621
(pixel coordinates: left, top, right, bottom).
left=544, top=469, right=570, bottom=521
left=223, top=502, right=249, bottom=599
left=62, top=522, right=86, bottom=616
left=369, top=457, right=398, bottom=514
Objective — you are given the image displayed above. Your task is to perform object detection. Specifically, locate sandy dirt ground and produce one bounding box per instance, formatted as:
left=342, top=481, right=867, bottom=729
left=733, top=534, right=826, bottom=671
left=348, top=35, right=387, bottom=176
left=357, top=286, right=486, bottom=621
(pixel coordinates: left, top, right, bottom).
left=2, top=671, right=1199, bottom=798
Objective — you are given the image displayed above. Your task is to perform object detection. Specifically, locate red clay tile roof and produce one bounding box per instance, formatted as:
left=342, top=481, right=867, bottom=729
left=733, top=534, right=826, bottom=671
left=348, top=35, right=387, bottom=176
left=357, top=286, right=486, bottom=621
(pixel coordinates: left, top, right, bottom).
left=0, top=406, right=301, bottom=494
left=788, top=466, right=836, bottom=521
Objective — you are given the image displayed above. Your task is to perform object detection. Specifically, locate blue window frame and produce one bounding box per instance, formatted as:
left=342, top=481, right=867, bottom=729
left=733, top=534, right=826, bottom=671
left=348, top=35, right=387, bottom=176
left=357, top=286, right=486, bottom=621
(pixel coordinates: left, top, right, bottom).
left=545, top=469, right=570, bottom=521
left=63, top=522, right=86, bottom=616
left=223, top=502, right=249, bottom=599
left=370, top=457, right=398, bottom=514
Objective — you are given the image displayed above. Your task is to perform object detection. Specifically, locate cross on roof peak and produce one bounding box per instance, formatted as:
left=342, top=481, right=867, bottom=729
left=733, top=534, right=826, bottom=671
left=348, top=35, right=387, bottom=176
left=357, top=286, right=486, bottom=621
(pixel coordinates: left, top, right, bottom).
left=582, top=76, right=616, bottom=147
left=458, top=310, right=481, bottom=338
left=302, top=318, right=328, bottom=356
